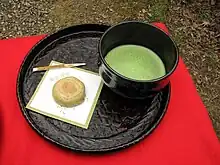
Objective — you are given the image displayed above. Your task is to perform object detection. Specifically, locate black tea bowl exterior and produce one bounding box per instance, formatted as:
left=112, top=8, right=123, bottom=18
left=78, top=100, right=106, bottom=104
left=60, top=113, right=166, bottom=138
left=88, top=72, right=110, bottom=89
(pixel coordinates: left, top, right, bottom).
left=98, top=21, right=179, bottom=99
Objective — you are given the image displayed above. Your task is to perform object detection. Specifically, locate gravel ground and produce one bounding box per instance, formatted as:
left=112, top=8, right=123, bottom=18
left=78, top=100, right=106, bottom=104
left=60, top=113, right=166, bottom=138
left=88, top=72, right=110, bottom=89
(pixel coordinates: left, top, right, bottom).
left=0, top=0, right=219, bottom=137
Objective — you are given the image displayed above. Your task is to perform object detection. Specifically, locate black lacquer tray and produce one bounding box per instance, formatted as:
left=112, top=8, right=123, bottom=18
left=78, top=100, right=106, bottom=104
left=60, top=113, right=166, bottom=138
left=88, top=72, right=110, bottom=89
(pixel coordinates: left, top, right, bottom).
left=17, top=24, right=170, bottom=152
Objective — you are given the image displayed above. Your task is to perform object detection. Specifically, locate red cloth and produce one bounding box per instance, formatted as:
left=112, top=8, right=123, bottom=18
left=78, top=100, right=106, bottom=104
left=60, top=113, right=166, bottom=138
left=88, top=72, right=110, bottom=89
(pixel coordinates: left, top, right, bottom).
left=0, top=23, right=220, bottom=165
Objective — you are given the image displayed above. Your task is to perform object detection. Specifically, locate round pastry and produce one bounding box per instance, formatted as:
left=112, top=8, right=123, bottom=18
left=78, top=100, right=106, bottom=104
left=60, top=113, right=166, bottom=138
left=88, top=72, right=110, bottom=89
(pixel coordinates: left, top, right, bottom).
left=52, top=76, right=85, bottom=107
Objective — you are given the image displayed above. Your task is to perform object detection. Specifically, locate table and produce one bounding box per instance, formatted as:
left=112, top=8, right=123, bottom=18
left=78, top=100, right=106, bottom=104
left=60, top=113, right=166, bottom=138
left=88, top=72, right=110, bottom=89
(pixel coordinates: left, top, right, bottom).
left=0, top=23, right=220, bottom=165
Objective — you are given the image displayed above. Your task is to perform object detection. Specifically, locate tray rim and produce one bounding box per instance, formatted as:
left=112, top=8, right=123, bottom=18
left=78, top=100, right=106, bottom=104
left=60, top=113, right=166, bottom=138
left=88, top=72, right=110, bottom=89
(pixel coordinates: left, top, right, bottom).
left=16, top=23, right=171, bottom=153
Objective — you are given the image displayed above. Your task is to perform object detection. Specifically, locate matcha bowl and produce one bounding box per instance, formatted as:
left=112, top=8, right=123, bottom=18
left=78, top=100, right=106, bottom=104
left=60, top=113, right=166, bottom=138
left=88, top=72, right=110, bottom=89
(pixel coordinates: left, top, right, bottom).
left=98, top=21, right=179, bottom=99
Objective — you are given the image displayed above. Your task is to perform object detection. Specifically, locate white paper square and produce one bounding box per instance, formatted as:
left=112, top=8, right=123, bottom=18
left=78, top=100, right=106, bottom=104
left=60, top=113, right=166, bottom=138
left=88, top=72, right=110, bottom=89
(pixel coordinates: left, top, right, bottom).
left=26, top=60, right=103, bottom=129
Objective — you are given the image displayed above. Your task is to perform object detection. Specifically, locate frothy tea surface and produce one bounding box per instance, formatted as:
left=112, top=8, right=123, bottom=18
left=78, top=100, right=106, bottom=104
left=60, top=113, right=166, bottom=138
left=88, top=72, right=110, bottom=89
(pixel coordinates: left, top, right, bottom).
left=105, top=45, right=166, bottom=80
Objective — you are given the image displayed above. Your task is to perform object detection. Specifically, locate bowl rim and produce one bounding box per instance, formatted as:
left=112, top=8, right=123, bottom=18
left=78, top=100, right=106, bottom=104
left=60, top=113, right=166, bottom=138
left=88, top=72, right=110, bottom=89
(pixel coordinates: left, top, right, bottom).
left=98, top=21, right=179, bottom=83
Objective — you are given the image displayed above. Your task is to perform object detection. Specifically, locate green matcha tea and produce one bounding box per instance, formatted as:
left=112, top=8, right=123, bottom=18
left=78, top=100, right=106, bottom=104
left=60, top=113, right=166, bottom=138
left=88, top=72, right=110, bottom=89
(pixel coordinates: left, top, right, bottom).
left=105, top=45, right=166, bottom=80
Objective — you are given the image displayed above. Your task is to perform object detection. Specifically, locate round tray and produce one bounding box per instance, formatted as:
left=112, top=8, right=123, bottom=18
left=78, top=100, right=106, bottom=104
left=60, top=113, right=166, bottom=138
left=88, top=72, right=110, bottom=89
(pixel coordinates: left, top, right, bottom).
left=17, top=24, right=170, bottom=152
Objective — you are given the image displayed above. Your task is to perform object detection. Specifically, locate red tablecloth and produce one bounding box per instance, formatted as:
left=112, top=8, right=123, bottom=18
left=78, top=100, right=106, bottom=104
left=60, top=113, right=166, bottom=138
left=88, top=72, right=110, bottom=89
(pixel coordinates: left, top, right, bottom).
left=0, top=23, right=220, bottom=165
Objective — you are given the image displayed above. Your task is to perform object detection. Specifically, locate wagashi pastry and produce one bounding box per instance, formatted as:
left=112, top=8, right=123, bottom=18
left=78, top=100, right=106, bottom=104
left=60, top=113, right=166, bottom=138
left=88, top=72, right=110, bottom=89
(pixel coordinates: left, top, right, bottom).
left=52, top=76, right=85, bottom=107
